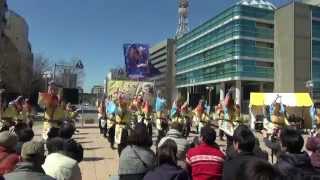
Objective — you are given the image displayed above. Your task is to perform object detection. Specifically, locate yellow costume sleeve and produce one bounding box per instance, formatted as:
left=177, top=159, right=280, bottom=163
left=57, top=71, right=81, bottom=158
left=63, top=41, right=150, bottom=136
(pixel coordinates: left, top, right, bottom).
left=44, top=106, right=65, bottom=121
left=2, top=106, right=19, bottom=121
left=116, top=113, right=130, bottom=124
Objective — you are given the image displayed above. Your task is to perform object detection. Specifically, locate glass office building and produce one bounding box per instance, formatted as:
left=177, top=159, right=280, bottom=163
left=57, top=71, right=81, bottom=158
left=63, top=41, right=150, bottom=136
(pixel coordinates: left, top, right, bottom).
left=176, top=1, right=275, bottom=109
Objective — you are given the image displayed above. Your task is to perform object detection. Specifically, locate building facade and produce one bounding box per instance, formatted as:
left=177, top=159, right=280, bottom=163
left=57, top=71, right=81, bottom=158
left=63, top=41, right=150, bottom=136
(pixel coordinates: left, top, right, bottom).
left=91, top=85, right=104, bottom=96
left=176, top=2, right=275, bottom=110
left=0, top=0, right=7, bottom=42
left=147, top=39, right=176, bottom=106
left=274, top=2, right=320, bottom=101
left=4, top=10, right=33, bottom=94
left=0, top=5, right=33, bottom=95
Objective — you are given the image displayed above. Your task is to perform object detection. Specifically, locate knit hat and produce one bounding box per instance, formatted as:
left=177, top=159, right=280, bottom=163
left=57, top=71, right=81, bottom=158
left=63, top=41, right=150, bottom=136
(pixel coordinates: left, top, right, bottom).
left=0, top=131, right=18, bottom=150
left=21, top=141, right=45, bottom=161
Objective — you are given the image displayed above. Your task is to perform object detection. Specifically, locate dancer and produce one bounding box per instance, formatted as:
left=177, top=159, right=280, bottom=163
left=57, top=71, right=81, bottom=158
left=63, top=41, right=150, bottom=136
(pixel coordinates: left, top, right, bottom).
left=97, top=99, right=107, bottom=136
left=115, top=94, right=131, bottom=155
left=181, top=101, right=192, bottom=138
left=21, top=98, right=33, bottom=128
left=38, top=81, right=65, bottom=140
left=193, top=99, right=209, bottom=134
left=155, top=93, right=168, bottom=144
left=2, top=96, right=24, bottom=131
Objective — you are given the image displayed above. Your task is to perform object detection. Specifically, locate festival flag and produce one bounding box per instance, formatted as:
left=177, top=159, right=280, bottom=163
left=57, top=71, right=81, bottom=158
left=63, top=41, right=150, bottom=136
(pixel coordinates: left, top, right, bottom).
left=170, top=101, right=179, bottom=118
left=181, top=101, right=188, bottom=114
left=107, top=101, right=117, bottom=114
left=310, top=105, right=317, bottom=128
left=143, top=101, right=152, bottom=114
left=155, top=97, right=166, bottom=112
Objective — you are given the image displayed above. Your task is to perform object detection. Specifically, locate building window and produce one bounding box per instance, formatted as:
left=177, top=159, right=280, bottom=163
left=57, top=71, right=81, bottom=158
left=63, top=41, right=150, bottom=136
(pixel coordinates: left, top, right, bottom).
left=256, top=61, right=273, bottom=67
left=256, top=22, right=273, bottom=29
left=255, top=42, right=273, bottom=48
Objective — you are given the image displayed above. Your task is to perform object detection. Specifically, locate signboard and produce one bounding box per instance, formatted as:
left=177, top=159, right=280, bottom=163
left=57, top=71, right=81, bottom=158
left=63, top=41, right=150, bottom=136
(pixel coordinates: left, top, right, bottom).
left=123, top=43, right=160, bottom=80
left=124, top=44, right=150, bottom=79
left=107, top=80, right=155, bottom=103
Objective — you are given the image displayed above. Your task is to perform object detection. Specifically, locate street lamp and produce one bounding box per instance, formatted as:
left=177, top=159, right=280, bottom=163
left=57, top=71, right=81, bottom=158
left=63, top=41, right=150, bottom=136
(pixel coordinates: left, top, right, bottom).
left=206, top=86, right=214, bottom=109
left=306, top=80, right=314, bottom=100
left=42, top=71, right=52, bottom=91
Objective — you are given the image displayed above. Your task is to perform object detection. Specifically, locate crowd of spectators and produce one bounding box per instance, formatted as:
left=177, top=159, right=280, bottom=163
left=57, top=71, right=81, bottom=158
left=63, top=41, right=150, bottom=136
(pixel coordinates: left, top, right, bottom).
left=0, top=122, right=83, bottom=180
left=0, top=119, right=319, bottom=180
left=117, top=123, right=320, bottom=180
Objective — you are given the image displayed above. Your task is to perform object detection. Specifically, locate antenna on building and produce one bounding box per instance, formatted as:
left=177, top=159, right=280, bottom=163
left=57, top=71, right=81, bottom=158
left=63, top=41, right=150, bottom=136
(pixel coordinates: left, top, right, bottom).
left=176, top=0, right=189, bottom=38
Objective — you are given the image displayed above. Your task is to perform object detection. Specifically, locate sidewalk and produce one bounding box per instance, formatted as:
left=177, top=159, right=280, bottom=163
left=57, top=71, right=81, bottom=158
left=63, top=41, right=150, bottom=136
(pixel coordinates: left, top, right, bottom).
left=76, top=125, right=119, bottom=180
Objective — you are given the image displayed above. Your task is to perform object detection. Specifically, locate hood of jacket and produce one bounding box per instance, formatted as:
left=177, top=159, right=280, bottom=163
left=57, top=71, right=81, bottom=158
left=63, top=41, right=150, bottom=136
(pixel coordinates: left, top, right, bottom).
left=13, top=162, right=44, bottom=173
left=166, top=129, right=182, bottom=138
left=42, top=152, right=78, bottom=179
left=145, top=164, right=187, bottom=180
left=119, top=145, right=155, bottom=175
left=278, top=152, right=312, bottom=168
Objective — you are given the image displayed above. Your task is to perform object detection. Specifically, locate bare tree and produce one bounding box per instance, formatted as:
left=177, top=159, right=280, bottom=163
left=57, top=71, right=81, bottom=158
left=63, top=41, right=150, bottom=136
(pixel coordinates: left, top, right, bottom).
left=31, top=54, right=52, bottom=93
left=19, top=54, right=34, bottom=96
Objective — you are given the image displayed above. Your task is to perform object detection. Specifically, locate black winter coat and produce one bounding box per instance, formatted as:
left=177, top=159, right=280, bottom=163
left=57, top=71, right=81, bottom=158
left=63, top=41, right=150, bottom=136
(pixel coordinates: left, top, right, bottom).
left=143, top=164, right=190, bottom=180
left=275, top=152, right=320, bottom=180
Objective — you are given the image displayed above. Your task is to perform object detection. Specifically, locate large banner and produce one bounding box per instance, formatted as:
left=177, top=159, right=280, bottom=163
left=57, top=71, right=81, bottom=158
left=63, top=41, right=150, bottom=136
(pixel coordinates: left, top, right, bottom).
left=107, top=80, right=155, bottom=103
left=124, top=44, right=161, bottom=79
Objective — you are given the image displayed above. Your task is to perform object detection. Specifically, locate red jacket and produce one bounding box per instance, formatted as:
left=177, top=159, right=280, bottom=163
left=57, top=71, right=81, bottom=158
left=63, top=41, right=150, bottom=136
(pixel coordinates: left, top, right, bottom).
left=0, top=146, right=20, bottom=176
left=186, top=143, right=225, bottom=180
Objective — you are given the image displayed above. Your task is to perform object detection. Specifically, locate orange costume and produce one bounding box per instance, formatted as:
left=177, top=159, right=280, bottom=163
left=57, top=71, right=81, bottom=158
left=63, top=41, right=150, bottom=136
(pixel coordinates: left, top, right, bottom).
left=38, top=92, right=65, bottom=139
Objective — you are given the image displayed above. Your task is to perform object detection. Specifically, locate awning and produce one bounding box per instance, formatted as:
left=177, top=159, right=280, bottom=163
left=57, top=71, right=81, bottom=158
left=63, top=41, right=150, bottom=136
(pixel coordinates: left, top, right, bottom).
left=250, top=93, right=313, bottom=107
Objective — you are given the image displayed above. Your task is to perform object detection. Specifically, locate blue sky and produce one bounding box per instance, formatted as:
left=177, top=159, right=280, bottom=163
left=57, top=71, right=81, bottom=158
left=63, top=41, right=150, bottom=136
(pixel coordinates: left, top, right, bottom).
left=8, top=0, right=288, bottom=92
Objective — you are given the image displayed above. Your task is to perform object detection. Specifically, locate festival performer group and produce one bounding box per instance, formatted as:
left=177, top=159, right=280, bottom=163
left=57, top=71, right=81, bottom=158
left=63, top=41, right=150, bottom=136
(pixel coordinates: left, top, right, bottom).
left=98, top=87, right=238, bottom=154
left=0, top=81, right=81, bottom=142
left=96, top=85, right=252, bottom=154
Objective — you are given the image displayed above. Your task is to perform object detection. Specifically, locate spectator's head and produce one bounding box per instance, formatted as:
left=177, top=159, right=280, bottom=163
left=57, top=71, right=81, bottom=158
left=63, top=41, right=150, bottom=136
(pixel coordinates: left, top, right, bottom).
left=279, top=128, right=304, bottom=154
left=17, top=128, right=34, bottom=142
left=62, top=139, right=83, bottom=162
left=157, top=139, right=178, bottom=166
left=233, top=125, right=255, bottom=153
left=200, top=125, right=216, bottom=146
left=237, top=159, right=284, bottom=180
left=47, top=127, right=60, bottom=139
left=170, top=121, right=183, bottom=132
left=128, top=123, right=152, bottom=148
left=21, top=141, right=45, bottom=168
left=0, top=131, right=18, bottom=151
left=46, top=137, right=64, bottom=154
left=59, top=123, right=75, bottom=139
